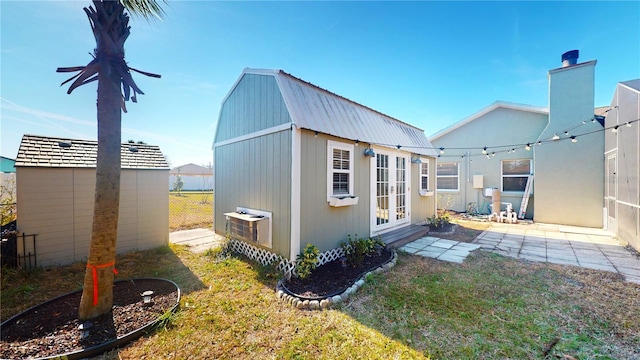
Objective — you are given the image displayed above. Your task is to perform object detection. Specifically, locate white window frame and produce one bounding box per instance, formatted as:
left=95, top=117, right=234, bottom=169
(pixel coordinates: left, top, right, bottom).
left=327, top=140, right=355, bottom=201
left=501, top=159, right=531, bottom=193
left=436, top=162, right=459, bottom=191
left=419, top=160, right=429, bottom=191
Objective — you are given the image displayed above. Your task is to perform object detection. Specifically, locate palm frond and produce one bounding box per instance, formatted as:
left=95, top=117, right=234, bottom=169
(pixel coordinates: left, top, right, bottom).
left=121, top=0, right=166, bottom=21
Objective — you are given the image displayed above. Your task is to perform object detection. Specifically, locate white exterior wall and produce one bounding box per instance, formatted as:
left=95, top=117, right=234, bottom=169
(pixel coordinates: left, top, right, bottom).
left=534, top=61, right=604, bottom=227
left=430, top=105, right=547, bottom=217
left=605, top=81, right=640, bottom=252
left=16, top=167, right=168, bottom=267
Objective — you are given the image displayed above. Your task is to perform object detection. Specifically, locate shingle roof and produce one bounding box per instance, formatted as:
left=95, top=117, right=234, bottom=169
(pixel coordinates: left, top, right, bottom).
left=15, top=134, right=169, bottom=169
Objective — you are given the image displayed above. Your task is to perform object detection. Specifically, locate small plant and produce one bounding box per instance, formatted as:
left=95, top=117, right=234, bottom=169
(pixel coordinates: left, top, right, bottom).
left=296, top=243, right=320, bottom=280
left=427, top=212, right=451, bottom=230
left=341, top=235, right=385, bottom=267
left=205, top=233, right=233, bottom=262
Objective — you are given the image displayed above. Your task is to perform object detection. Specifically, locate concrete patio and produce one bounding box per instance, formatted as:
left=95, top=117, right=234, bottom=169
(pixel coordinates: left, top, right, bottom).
left=472, top=222, right=640, bottom=284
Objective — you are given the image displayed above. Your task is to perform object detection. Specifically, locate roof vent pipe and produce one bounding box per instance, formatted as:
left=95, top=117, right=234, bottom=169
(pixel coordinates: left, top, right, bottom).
left=561, top=50, right=579, bottom=67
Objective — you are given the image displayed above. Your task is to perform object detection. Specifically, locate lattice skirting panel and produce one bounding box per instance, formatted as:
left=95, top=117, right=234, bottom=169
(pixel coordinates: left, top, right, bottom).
left=229, top=239, right=346, bottom=279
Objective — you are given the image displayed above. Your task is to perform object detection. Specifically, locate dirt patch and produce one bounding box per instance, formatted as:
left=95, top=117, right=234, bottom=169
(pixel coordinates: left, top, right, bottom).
left=283, top=249, right=393, bottom=298
left=1, top=279, right=178, bottom=359
left=431, top=212, right=491, bottom=243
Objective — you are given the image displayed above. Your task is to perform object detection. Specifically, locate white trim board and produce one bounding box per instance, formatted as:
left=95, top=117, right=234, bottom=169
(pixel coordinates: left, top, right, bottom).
left=214, top=123, right=292, bottom=148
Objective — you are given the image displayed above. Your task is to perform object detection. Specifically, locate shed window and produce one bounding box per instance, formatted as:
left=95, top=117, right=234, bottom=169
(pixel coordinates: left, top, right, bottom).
left=327, top=140, right=354, bottom=199
left=420, top=161, right=429, bottom=191
left=502, top=159, right=531, bottom=192
left=436, top=162, right=459, bottom=191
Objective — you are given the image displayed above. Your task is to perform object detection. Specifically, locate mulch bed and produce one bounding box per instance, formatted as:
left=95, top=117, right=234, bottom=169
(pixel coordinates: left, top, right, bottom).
left=1, top=278, right=178, bottom=359
left=283, top=249, right=393, bottom=299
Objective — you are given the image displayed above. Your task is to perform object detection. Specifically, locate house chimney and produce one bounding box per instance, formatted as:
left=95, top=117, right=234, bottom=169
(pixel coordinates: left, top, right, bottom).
left=561, top=50, right=579, bottom=67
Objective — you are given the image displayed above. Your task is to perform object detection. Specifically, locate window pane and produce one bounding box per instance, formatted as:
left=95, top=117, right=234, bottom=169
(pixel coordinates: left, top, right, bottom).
left=437, top=177, right=457, bottom=190
left=333, top=149, right=350, bottom=170
left=333, top=173, right=349, bottom=195
left=502, top=160, right=530, bottom=175
left=437, top=163, right=458, bottom=176
left=421, top=163, right=428, bottom=176
left=421, top=176, right=429, bottom=190
left=503, top=176, right=528, bottom=192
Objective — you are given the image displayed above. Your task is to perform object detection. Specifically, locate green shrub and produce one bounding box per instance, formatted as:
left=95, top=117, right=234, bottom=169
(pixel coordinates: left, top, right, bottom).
left=341, top=235, right=386, bottom=267
left=426, top=212, right=451, bottom=230
left=296, top=243, right=320, bottom=280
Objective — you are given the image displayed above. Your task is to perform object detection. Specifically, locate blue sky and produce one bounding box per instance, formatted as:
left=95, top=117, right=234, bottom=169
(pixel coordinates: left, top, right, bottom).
left=1, top=1, right=639, bottom=167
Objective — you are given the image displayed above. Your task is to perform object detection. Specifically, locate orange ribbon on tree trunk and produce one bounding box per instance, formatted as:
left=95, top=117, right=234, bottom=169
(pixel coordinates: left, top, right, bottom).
left=86, top=261, right=118, bottom=306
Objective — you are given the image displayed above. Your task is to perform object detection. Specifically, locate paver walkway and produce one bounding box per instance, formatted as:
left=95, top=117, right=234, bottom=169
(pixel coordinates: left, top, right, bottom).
left=472, top=222, right=640, bottom=284
left=399, top=236, right=481, bottom=263
left=169, top=228, right=224, bottom=253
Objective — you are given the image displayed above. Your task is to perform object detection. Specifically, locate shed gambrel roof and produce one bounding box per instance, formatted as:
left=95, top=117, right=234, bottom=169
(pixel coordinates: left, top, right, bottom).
left=15, top=134, right=169, bottom=169
left=228, top=69, right=438, bottom=157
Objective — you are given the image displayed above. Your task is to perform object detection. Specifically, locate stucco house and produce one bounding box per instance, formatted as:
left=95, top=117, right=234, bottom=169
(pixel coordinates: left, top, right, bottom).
left=169, top=163, right=213, bottom=191
left=15, top=134, right=170, bottom=267
left=604, top=79, right=640, bottom=252
left=213, top=68, right=438, bottom=263
left=430, top=50, right=605, bottom=228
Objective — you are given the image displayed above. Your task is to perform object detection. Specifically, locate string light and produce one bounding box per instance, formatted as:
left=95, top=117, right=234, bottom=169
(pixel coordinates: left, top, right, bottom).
left=307, top=116, right=640, bottom=160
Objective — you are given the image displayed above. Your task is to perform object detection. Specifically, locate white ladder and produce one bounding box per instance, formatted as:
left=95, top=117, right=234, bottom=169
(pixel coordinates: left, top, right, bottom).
left=518, top=175, right=533, bottom=219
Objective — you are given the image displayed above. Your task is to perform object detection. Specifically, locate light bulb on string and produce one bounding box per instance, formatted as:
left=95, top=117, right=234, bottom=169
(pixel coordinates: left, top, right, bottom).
left=612, top=126, right=619, bottom=133
left=525, top=143, right=531, bottom=151
left=626, top=122, right=632, bottom=128
left=439, top=147, right=444, bottom=154
left=482, top=147, right=487, bottom=155
left=552, top=134, right=560, bottom=141
left=571, top=136, right=577, bottom=143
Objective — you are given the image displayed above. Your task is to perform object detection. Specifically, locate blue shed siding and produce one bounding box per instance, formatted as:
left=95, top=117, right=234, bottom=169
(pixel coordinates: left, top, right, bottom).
left=214, top=74, right=292, bottom=143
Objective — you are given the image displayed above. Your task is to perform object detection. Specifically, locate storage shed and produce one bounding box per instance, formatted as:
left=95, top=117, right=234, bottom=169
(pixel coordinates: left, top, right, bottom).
left=213, top=69, right=438, bottom=262
left=15, top=134, right=170, bottom=267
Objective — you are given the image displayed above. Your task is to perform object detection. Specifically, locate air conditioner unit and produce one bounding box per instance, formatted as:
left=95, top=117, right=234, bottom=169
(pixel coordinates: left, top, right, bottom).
left=225, top=208, right=272, bottom=248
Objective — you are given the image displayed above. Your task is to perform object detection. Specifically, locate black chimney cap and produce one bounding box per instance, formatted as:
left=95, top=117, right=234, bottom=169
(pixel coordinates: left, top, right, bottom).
left=561, top=50, right=579, bottom=62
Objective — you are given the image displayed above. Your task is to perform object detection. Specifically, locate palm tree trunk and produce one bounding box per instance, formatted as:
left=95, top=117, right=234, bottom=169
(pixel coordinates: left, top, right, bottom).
left=78, top=1, right=125, bottom=321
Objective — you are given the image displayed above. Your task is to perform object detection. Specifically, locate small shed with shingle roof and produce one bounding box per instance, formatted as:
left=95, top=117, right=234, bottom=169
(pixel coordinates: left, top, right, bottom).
left=15, top=134, right=170, bottom=267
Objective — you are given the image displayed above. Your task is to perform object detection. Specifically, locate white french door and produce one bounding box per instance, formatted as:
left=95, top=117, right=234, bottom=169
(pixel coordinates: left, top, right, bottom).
left=371, top=149, right=411, bottom=233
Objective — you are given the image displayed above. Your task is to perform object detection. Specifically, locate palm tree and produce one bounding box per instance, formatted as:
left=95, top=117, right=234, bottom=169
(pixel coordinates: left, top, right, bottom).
left=57, top=0, right=164, bottom=320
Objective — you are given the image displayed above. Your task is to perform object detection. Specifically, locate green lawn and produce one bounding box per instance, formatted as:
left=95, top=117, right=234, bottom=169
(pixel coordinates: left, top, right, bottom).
left=2, top=244, right=639, bottom=359
left=169, top=191, right=213, bottom=230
